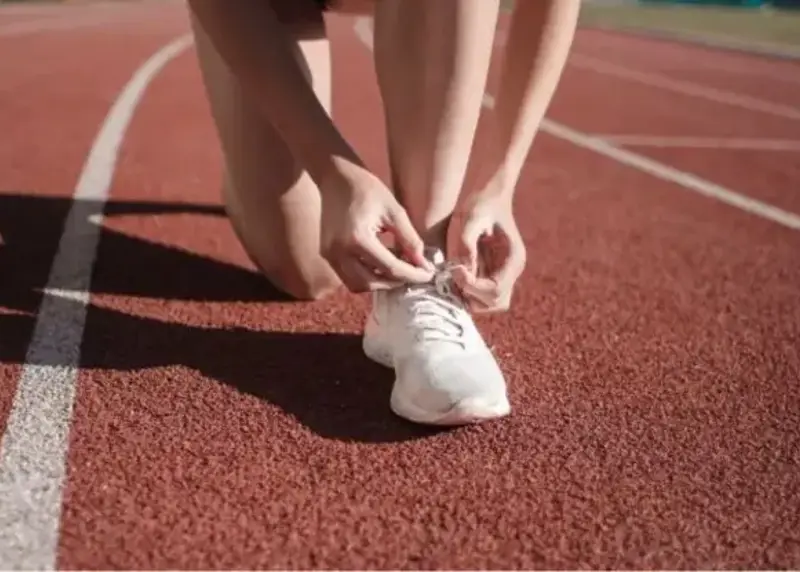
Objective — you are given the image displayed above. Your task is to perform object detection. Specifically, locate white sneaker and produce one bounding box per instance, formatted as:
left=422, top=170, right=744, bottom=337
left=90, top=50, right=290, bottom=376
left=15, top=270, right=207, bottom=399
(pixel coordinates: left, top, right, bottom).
left=362, top=248, right=511, bottom=426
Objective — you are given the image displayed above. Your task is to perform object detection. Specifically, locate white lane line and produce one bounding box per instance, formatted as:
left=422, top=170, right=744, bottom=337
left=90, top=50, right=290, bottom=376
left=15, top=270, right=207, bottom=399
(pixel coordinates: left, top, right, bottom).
left=592, top=135, right=800, bottom=151
left=539, top=120, right=800, bottom=230
left=0, top=34, right=192, bottom=570
left=583, top=27, right=800, bottom=74
left=353, top=17, right=800, bottom=232
left=570, top=54, right=800, bottom=122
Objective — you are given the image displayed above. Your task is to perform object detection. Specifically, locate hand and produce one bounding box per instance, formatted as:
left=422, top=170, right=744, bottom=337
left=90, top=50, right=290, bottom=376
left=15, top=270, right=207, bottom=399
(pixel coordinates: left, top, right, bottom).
left=319, top=161, right=435, bottom=293
left=447, top=192, right=526, bottom=313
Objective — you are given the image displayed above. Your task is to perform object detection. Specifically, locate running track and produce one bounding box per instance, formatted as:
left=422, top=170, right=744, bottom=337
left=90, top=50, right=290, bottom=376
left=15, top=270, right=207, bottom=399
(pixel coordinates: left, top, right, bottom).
left=1, top=0, right=799, bottom=569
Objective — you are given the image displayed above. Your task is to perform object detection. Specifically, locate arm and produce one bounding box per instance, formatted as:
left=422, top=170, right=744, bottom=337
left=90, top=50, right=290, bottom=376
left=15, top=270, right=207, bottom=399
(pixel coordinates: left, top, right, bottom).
left=449, top=1, right=580, bottom=310
left=187, top=0, right=363, bottom=186
left=188, top=0, right=434, bottom=287
left=480, top=0, right=580, bottom=199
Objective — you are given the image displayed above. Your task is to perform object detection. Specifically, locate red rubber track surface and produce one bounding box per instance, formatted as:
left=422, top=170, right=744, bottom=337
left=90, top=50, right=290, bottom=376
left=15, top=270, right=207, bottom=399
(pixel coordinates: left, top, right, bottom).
left=574, top=29, right=800, bottom=107
left=1, top=2, right=799, bottom=569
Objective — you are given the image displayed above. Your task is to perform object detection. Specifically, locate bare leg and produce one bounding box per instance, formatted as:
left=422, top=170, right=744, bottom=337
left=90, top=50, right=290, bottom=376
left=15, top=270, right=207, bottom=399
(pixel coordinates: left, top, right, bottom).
left=190, top=3, right=341, bottom=300
left=373, top=0, right=500, bottom=251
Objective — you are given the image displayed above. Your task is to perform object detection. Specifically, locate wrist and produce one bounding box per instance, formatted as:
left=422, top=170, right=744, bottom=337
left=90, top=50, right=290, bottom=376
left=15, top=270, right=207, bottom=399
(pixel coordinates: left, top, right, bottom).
left=314, top=152, right=366, bottom=197
left=468, top=183, right=515, bottom=215
left=475, top=124, right=525, bottom=203
left=470, top=162, right=517, bottom=206
left=298, top=122, right=366, bottom=194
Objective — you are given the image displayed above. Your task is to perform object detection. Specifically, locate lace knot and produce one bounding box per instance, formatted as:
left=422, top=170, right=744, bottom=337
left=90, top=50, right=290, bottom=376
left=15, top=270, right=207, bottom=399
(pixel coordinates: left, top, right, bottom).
left=403, top=266, right=466, bottom=345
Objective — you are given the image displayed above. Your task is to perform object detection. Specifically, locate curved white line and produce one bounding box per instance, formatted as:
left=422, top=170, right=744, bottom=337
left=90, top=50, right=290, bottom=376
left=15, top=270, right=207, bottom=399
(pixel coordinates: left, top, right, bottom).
left=0, top=33, right=193, bottom=570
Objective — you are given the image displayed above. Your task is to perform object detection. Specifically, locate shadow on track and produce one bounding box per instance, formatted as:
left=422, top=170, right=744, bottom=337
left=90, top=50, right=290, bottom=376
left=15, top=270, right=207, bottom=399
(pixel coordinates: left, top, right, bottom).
left=0, top=193, right=443, bottom=444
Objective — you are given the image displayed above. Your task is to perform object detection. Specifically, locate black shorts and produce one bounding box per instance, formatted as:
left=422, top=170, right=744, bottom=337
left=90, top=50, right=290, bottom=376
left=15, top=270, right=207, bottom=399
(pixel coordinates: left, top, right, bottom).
left=271, top=0, right=371, bottom=25
left=270, top=0, right=328, bottom=24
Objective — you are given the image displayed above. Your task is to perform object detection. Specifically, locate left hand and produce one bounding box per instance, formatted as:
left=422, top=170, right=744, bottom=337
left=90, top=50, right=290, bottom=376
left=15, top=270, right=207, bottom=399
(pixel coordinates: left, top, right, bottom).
left=447, top=193, right=527, bottom=313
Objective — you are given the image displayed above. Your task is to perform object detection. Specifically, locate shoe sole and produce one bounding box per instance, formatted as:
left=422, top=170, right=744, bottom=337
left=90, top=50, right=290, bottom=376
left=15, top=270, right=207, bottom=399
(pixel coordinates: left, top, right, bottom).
left=391, top=386, right=511, bottom=426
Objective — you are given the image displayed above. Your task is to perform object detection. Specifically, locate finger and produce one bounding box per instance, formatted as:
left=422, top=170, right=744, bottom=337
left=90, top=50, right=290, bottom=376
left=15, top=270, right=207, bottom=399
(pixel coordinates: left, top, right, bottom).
left=337, top=257, right=404, bottom=292
left=463, top=277, right=502, bottom=308
left=451, top=265, right=501, bottom=308
left=479, top=237, right=524, bottom=312
left=491, top=231, right=526, bottom=289
left=470, top=293, right=512, bottom=314
left=387, top=208, right=435, bottom=272
left=453, top=268, right=513, bottom=313
left=355, top=234, right=434, bottom=285
left=458, top=217, right=488, bottom=276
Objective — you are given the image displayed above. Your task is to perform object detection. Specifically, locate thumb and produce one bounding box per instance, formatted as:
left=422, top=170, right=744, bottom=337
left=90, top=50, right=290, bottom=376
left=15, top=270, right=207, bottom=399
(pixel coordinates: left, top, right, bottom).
left=492, top=224, right=526, bottom=290
left=451, top=265, right=499, bottom=308
left=456, top=215, right=486, bottom=276
left=388, top=206, right=434, bottom=271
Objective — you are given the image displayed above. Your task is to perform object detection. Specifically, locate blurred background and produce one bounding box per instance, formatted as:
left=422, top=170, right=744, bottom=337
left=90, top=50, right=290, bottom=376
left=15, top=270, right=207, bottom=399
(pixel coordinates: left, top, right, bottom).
left=493, top=0, right=800, bottom=57
left=579, top=0, right=800, bottom=57
left=1, top=0, right=798, bottom=56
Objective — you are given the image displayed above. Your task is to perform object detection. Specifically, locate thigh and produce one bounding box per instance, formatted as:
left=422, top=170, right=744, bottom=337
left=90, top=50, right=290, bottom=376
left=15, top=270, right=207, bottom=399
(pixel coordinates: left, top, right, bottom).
left=190, top=6, right=341, bottom=300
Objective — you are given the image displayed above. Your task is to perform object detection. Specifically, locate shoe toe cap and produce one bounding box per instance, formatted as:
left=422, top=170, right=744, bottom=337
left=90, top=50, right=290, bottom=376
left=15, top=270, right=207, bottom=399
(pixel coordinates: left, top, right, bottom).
left=395, top=351, right=509, bottom=419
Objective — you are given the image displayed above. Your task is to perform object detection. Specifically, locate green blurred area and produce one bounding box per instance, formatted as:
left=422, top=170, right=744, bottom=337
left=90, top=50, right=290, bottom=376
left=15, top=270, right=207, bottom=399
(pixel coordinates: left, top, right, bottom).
left=501, top=1, right=800, bottom=51
left=4, top=0, right=799, bottom=52
left=579, top=2, right=800, bottom=49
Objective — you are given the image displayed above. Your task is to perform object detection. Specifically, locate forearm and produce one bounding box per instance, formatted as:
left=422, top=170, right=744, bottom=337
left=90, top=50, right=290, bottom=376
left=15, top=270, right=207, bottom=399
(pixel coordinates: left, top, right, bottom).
left=187, top=0, right=363, bottom=186
left=483, top=0, right=580, bottom=199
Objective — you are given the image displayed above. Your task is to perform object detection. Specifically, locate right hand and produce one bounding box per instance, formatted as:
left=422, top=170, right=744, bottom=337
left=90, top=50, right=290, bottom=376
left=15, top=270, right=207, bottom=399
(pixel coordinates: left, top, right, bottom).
left=319, top=161, right=435, bottom=292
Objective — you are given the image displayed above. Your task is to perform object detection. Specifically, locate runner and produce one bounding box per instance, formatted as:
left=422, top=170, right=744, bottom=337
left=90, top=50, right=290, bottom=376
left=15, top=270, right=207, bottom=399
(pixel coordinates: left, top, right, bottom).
left=186, top=0, right=579, bottom=425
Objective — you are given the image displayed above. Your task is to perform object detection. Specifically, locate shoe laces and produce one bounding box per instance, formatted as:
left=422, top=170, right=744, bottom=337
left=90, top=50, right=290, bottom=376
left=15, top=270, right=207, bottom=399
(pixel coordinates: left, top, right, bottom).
left=402, top=265, right=467, bottom=346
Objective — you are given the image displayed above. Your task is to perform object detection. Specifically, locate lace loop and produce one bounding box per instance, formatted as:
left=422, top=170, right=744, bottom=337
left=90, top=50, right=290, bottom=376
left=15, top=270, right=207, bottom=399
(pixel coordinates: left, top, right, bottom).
left=402, top=268, right=467, bottom=345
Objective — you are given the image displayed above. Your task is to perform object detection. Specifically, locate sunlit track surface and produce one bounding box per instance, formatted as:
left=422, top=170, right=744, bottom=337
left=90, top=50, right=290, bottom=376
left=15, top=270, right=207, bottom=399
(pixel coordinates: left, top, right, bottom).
left=1, top=1, right=798, bottom=569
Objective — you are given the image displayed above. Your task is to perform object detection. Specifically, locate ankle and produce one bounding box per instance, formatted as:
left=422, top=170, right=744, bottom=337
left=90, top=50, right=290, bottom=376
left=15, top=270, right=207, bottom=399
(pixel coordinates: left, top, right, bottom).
left=417, top=219, right=449, bottom=253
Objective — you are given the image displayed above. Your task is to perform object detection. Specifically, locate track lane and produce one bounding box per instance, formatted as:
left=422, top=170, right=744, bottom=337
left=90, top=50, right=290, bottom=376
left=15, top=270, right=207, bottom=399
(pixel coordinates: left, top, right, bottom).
left=617, top=146, right=800, bottom=215
left=0, top=0, right=177, bottom=20
left=575, top=28, right=800, bottom=105
left=48, top=10, right=800, bottom=570
left=546, top=35, right=800, bottom=217
left=562, top=29, right=800, bottom=216
left=1, top=2, right=798, bottom=568
left=548, top=64, right=800, bottom=139
left=0, top=0, right=184, bottom=39
left=0, top=2, right=189, bottom=449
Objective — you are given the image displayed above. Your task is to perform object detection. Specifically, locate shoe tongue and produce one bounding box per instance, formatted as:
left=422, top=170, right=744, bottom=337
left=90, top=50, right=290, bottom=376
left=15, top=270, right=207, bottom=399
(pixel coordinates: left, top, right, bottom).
left=413, top=247, right=466, bottom=305
left=405, top=248, right=467, bottom=344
